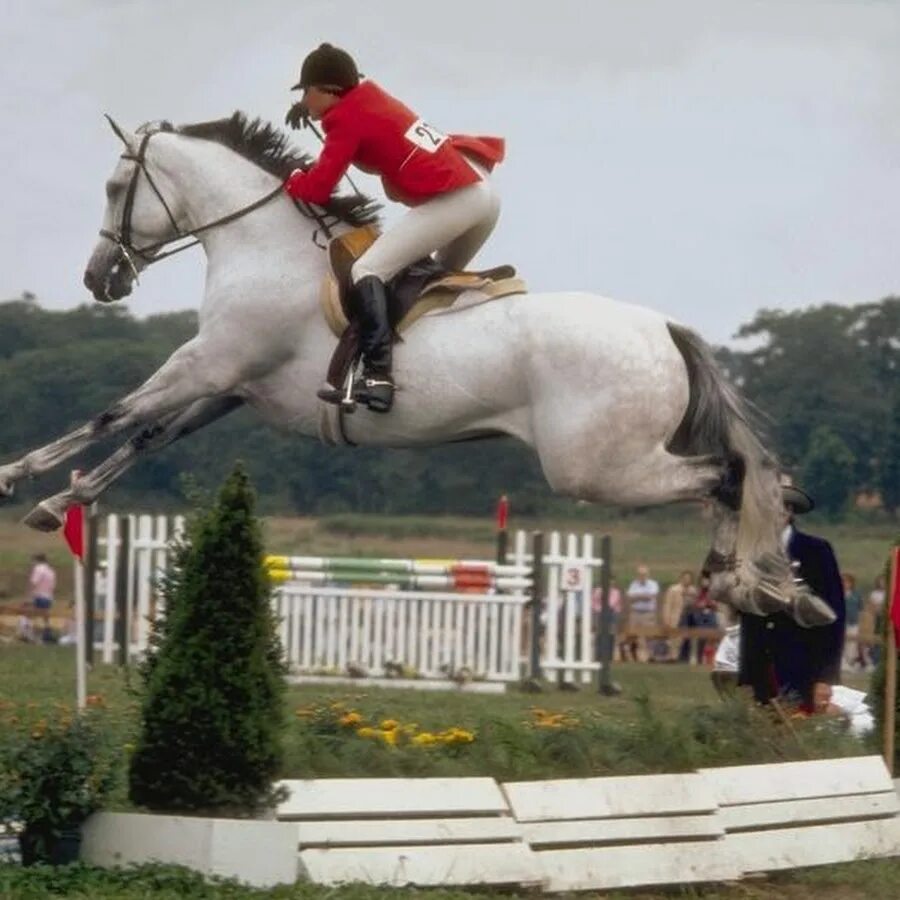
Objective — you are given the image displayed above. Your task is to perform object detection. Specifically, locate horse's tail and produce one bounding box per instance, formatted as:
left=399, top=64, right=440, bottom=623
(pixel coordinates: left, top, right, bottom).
left=666, top=322, right=781, bottom=566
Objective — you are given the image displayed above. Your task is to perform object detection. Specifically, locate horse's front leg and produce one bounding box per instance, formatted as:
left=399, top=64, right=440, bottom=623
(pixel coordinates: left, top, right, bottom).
left=0, top=337, right=240, bottom=500
left=706, top=502, right=835, bottom=626
left=22, top=396, right=245, bottom=532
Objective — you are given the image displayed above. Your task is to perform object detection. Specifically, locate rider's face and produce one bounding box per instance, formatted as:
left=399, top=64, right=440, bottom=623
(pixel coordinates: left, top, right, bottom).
left=303, top=86, right=339, bottom=120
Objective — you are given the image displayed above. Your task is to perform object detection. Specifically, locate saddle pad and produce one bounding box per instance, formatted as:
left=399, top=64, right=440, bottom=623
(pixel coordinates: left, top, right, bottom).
left=319, top=273, right=525, bottom=339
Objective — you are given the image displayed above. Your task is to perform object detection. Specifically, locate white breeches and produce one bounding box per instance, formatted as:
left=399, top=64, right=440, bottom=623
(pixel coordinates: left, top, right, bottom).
left=350, top=162, right=501, bottom=284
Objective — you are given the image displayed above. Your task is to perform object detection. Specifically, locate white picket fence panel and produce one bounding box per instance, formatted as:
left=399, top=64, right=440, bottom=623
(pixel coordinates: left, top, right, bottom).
left=274, top=585, right=526, bottom=681
left=510, top=529, right=603, bottom=684
left=95, top=516, right=605, bottom=683
left=95, top=514, right=185, bottom=663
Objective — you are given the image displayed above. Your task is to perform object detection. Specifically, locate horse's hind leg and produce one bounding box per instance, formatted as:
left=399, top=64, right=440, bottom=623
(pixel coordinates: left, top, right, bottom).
left=22, top=396, right=243, bottom=532
left=0, top=337, right=238, bottom=500
left=541, top=443, right=725, bottom=507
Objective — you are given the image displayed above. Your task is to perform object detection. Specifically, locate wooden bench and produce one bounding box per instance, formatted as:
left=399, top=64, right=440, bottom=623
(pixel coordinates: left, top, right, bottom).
left=699, top=755, right=900, bottom=874
left=502, top=773, right=740, bottom=892
left=276, top=777, right=541, bottom=888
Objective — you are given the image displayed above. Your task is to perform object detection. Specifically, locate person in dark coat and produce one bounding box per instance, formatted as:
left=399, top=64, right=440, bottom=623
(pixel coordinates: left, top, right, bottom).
left=738, top=480, right=846, bottom=713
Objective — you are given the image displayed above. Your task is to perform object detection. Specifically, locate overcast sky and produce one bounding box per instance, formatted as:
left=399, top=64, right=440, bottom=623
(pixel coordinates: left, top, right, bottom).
left=1, top=0, right=897, bottom=344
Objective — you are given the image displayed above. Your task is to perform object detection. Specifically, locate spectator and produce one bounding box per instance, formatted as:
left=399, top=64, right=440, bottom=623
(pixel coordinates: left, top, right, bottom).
left=591, top=578, right=622, bottom=662
left=738, top=478, right=845, bottom=713
left=861, top=575, right=886, bottom=669
left=29, top=553, right=57, bottom=632
left=625, top=564, right=659, bottom=662
left=661, top=571, right=695, bottom=660
left=841, top=573, right=863, bottom=670
left=678, top=572, right=718, bottom=664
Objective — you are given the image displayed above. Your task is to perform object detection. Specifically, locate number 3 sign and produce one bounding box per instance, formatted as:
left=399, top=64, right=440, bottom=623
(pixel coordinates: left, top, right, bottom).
left=563, top=566, right=585, bottom=591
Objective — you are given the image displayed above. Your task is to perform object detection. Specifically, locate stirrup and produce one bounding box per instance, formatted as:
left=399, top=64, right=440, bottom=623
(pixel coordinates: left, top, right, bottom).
left=317, top=368, right=394, bottom=414
left=354, top=374, right=394, bottom=413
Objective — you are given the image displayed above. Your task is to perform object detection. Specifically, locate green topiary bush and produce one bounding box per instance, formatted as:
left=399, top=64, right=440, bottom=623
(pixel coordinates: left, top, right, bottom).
left=128, top=463, right=286, bottom=815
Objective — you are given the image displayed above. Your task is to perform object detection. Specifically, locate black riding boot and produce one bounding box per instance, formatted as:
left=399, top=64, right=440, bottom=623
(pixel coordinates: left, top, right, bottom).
left=353, top=275, right=395, bottom=413
left=316, top=276, right=395, bottom=412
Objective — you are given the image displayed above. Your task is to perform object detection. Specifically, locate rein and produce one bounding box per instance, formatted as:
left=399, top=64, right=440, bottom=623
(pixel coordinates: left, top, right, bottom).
left=100, top=127, right=338, bottom=281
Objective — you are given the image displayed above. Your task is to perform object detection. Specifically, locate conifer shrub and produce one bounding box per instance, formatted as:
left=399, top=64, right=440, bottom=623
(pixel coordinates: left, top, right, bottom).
left=128, top=464, right=286, bottom=815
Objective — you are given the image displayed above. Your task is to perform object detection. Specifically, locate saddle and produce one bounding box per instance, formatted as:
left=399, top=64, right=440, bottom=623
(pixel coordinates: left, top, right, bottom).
left=320, top=225, right=526, bottom=395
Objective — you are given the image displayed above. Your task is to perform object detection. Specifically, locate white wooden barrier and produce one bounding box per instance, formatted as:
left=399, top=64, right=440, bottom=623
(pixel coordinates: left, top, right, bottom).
left=277, top=778, right=541, bottom=888
left=700, top=755, right=900, bottom=874
left=274, top=585, right=526, bottom=681
left=503, top=773, right=740, bottom=892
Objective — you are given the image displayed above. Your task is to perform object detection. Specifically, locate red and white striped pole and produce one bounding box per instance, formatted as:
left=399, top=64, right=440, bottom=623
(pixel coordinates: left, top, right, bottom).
left=62, top=472, right=86, bottom=710
left=884, top=545, right=900, bottom=774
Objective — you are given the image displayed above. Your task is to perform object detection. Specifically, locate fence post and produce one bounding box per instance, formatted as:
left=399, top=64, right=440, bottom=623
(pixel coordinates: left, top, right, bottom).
left=528, top=531, right=544, bottom=680
left=115, top=516, right=131, bottom=667
left=597, top=534, right=621, bottom=695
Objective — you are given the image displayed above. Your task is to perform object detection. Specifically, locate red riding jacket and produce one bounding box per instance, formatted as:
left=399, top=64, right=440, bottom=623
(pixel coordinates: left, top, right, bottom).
left=284, top=81, right=504, bottom=207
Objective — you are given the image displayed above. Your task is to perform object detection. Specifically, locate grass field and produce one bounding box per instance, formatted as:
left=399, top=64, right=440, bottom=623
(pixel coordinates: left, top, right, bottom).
left=2, top=644, right=900, bottom=897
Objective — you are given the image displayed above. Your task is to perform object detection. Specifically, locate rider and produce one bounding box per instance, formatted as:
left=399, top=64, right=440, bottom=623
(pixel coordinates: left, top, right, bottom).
left=283, top=43, right=504, bottom=413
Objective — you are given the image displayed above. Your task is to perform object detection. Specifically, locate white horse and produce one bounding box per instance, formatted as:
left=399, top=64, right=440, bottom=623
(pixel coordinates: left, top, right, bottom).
left=0, top=113, right=831, bottom=625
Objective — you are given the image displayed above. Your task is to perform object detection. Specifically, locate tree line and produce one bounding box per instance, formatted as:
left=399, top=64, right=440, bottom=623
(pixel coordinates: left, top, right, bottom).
left=0, top=293, right=896, bottom=519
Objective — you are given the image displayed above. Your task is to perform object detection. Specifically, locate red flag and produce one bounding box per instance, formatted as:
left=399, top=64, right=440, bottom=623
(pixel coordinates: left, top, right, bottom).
left=63, top=504, right=84, bottom=561
left=891, top=546, right=900, bottom=647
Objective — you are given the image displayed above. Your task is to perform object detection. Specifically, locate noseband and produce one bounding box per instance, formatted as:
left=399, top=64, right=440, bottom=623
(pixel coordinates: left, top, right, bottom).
left=98, top=126, right=335, bottom=285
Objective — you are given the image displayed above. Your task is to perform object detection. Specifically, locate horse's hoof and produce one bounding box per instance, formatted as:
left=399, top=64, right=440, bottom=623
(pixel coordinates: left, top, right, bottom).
left=22, top=502, right=65, bottom=533
left=791, top=590, right=837, bottom=628
left=0, top=470, right=15, bottom=499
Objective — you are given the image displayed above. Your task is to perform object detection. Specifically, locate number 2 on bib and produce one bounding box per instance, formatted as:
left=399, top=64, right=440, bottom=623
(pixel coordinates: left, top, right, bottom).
left=404, top=119, right=448, bottom=153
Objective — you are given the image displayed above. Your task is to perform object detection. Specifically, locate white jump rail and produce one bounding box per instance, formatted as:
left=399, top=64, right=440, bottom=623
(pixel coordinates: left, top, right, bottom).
left=276, top=777, right=541, bottom=888
left=699, top=755, right=900, bottom=874
left=502, top=772, right=740, bottom=893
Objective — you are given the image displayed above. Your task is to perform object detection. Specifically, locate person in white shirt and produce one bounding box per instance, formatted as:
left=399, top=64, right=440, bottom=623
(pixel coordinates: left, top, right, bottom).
left=625, top=565, right=660, bottom=661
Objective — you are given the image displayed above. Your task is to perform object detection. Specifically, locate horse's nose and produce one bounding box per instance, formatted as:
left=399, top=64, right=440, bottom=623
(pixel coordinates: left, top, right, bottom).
left=84, top=269, right=98, bottom=293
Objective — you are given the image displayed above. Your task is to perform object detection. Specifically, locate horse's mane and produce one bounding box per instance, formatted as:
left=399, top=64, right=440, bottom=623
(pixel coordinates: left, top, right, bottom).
left=170, top=112, right=381, bottom=228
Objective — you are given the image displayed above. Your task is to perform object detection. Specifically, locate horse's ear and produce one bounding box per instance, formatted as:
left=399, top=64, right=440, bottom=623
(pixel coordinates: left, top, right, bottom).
left=104, top=114, right=132, bottom=147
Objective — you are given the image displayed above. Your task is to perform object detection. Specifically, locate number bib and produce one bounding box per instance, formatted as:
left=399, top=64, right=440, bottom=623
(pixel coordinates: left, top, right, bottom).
left=403, top=119, right=448, bottom=154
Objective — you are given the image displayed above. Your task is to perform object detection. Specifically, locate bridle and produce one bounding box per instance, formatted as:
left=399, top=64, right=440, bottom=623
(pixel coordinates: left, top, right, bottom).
left=99, top=122, right=338, bottom=288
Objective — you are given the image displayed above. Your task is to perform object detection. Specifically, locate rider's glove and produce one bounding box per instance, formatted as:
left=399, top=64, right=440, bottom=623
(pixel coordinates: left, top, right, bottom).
left=285, top=101, right=309, bottom=130
left=285, top=168, right=306, bottom=197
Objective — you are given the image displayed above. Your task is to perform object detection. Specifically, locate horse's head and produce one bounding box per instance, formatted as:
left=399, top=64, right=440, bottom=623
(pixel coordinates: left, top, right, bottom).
left=84, top=116, right=186, bottom=302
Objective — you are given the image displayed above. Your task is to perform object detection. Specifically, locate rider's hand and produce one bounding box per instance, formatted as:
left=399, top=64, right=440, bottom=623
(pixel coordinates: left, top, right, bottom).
left=285, top=101, right=309, bottom=130
left=285, top=168, right=306, bottom=197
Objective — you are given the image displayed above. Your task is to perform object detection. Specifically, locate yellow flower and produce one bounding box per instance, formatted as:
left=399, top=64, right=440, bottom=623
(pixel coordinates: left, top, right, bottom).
left=379, top=719, right=400, bottom=731
left=412, top=732, right=437, bottom=746
left=339, top=711, right=363, bottom=727
left=356, top=726, right=378, bottom=739
left=380, top=729, right=398, bottom=746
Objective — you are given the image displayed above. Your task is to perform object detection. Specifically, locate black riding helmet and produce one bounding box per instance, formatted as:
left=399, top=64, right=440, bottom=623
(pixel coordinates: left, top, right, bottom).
left=291, top=43, right=360, bottom=91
